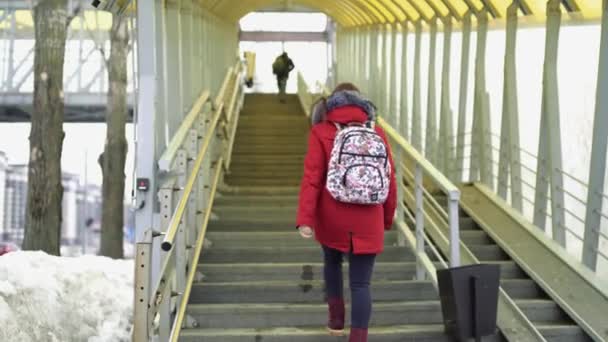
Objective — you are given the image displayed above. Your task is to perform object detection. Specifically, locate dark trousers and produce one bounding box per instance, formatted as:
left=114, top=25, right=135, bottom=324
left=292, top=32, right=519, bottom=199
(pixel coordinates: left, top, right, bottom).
left=322, top=245, right=377, bottom=328
left=277, top=76, right=288, bottom=96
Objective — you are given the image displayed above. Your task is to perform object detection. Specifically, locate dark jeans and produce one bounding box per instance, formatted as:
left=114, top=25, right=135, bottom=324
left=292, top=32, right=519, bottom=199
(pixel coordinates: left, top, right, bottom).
left=277, top=76, right=288, bottom=96
left=323, top=245, right=377, bottom=328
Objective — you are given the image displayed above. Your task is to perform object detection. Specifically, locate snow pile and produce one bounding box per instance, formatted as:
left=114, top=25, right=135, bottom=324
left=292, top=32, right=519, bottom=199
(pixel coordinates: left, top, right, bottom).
left=0, top=251, right=134, bottom=342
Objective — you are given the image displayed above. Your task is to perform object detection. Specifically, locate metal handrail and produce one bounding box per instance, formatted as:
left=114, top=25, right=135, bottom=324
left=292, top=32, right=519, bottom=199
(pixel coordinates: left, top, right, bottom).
left=381, top=118, right=461, bottom=267
left=134, top=60, right=244, bottom=341
left=158, top=90, right=211, bottom=171
left=161, top=103, right=224, bottom=251
left=379, top=117, right=460, bottom=197
left=168, top=158, right=223, bottom=342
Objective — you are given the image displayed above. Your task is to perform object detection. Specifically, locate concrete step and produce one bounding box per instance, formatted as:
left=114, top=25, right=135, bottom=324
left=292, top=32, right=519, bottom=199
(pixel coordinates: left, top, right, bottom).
left=536, top=324, right=591, bottom=342
left=460, top=230, right=494, bottom=244
left=467, top=244, right=511, bottom=261
left=179, top=324, right=498, bottom=342
left=515, top=300, right=569, bottom=323
left=217, top=186, right=299, bottom=196
left=225, top=178, right=301, bottom=187
left=197, top=261, right=527, bottom=283
left=188, top=279, right=540, bottom=304
left=459, top=216, right=478, bottom=230
left=185, top=301, right=445, bottom=329
left=189, top=280, right=438, bottom=304
left=205, top=231, right=400, bottom=248
left=231, top=146, right=308, bottom=154
left=229, top=155, right=305, bottom=163
left=500, top=279, right=544, bottom=299
left=199, top=246, right=422, bottom=264
left=214, top=195, right=299, bottom=206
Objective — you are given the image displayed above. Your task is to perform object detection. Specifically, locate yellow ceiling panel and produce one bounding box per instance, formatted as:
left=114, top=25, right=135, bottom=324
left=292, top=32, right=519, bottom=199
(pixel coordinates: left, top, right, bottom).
left=203, top=0, right=604, bottom=27
left=393, top=0, right=423, bottom=21
left=425, top=0, right=452, bottom=16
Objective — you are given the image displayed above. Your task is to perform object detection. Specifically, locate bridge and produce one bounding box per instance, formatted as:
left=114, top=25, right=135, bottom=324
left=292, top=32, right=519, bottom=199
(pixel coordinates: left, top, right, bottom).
left=3, top=0, right=607, bottom=341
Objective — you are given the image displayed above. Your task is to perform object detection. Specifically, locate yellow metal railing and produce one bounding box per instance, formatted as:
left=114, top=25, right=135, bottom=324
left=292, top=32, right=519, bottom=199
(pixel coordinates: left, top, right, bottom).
left=133, top=60, right=244, bottom=342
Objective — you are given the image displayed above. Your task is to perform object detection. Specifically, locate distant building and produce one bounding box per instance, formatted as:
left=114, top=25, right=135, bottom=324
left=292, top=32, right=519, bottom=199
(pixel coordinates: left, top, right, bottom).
left=3, top=164, right=27, bottom=242
left=0, top=152, right=7, bottom=238
left=0, top=152, right=106, bottom=247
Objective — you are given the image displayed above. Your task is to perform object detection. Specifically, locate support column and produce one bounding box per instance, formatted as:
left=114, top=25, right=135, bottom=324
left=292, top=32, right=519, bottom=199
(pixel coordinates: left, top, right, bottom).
left=399, top=21, right=409, bottom=138
left=469, top=11, right=493, bottom=187
left=369, top=25, right=379, bottom=104
left=381, top=24, right=390, bottom=114
left=165, top=0, right=184, bottom=136
left=498, top=2, right=523, bottom=211
left=389, top=23, right=399, bottom=126
left=456, top=12, right=472, bottom=182
left=426, top=17, right=438, bottom=163
left=411, top=20, right=423, bottom=151
left=439, top=16, right=454, bottom=177
left=533, top=0, right=566, bottom=247
left=582, top=0, right=608, bottom=269
left=180, top=0, right=192, bottom=107
left=133, top=1, right=158, bottom=339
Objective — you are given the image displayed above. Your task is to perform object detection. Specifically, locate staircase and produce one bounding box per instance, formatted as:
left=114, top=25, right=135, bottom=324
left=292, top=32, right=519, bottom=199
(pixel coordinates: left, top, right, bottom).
left=178, top=94, right=488, bottom=341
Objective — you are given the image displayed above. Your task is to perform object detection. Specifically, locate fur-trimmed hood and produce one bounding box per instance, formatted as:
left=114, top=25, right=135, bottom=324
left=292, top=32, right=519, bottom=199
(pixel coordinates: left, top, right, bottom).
left=311, top=90, right=376, bottom=125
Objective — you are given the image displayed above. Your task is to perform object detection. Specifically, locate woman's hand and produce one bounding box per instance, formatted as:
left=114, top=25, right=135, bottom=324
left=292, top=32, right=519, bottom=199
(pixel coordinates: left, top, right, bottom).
left=298, top=226, right=314, bottom=239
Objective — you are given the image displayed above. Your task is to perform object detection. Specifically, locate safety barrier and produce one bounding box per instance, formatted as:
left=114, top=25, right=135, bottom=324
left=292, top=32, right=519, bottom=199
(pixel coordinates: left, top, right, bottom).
left=133, top=60, right=245, bottom=342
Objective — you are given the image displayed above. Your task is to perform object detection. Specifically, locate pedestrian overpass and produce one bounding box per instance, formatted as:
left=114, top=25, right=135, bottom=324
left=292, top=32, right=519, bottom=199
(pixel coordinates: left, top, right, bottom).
left=103, top=0, right=608, bottom=341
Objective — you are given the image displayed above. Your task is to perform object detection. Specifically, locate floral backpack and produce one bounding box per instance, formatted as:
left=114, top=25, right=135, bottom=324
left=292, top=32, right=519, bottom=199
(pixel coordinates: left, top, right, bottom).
left=326, top=122, right=391, bottom=205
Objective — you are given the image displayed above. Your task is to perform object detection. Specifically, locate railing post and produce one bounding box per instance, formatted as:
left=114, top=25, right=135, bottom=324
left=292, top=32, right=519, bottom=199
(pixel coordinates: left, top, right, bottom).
left=133, top=240, right=152, bottom=342
left=582, top=0, right=608, bottom=271
left=448, top=192, right=461, bottom=267
left=157, top=183, right=174, bottom=341
left=174, top=150, right=188, bottom=307
left=415, top=164, right=425, bottom=280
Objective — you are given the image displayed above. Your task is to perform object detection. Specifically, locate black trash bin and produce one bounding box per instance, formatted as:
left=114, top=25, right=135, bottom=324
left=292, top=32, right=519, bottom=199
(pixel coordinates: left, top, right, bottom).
left=437, top=264, right=501, bottom=341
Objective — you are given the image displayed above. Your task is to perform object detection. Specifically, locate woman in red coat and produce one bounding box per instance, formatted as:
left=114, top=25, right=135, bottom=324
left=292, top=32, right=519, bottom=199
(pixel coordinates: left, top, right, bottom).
left=296, top=83, right=397, bottom=342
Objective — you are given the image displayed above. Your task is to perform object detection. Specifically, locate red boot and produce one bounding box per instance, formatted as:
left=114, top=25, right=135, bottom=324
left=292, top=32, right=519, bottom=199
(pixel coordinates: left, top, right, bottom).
left=326, top=297, right=345, bottom=336
left=349, top=327, right=368, bottom=342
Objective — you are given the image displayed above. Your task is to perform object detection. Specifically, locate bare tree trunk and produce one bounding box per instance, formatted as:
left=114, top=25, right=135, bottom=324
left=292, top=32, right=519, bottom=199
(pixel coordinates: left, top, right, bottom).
left=99, top=16, right=128, bottom=259
left=22, top=0, right=69, bottom=255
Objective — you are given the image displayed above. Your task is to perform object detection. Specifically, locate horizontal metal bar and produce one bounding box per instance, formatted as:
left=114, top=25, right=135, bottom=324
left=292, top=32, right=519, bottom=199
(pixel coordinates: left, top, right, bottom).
left=169, top=158, right=223, bottom=342
left=556, top=168, right=589, bottom=188
left=595, top=209, right=608, bottom=221
left=239, top=30, right=328, bottom=42
left=559, top=223, right=608, bottom=256
left=515, top=160, right=537, bottom=175
left=158, top=90, right=211, bottom=171
left=161, top=103, right=224, bottom=251
left=380, top=117, right=460, bottom=198
left=515, top=175, right=536, bottom=191
left=598, top=191, right=608, bottom=201
left=558, top=204, right=586, bottom=224
left=400, top=162, right=448, bottom=221
left=556, top=185, right=587, bottom=207
left=215, top=67, right=234, bottom=108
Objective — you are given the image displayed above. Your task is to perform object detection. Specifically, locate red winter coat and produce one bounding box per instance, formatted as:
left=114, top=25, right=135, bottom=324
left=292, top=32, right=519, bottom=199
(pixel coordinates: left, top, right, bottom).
left=296, top=105, right=397, bottom=254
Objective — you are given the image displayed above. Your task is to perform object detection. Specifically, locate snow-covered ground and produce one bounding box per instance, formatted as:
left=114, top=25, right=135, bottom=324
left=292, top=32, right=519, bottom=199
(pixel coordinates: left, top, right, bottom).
left=0, top=251, right=133, bottom=342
